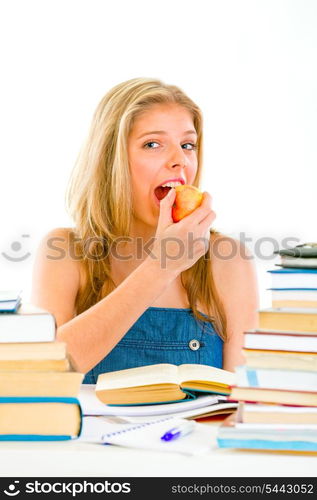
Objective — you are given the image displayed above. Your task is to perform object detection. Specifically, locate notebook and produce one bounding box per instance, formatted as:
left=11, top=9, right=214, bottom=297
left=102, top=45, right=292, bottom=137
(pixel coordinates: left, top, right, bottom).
left=79, top=415, right=214, bottom=455
left=79, top=384, right=237, bottom=419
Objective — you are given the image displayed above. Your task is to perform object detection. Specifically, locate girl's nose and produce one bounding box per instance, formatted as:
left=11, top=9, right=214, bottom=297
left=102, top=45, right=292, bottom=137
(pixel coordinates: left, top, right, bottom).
left=166, top=146, right=187, bottom=169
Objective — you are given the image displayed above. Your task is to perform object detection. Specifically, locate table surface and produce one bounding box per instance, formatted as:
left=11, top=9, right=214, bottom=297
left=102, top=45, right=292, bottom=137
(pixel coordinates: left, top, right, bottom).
left=0, top=419, right=316, bottom=477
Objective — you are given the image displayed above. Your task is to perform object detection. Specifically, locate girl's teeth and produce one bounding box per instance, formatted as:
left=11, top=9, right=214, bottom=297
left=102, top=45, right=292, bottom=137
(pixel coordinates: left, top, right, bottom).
left=161, top=181, right=182, bottom=188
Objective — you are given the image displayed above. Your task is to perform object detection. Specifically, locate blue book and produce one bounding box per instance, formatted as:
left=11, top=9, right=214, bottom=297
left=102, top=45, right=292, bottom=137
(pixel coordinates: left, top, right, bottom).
left=217, top=438, right=317, bottom=452
left=269, top=269, right=317, bottom=274
left=0, top=297, right=22, bottom=313
left=0, top=397, right=82, bottom=440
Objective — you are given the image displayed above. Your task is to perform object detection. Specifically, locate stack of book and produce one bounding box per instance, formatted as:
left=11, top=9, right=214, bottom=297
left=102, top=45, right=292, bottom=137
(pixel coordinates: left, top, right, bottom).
left=217, top=243, right=317, bottom=452
left=269, top=242, right=317, bottom=310
left=0, top=291, right=84, bottom=441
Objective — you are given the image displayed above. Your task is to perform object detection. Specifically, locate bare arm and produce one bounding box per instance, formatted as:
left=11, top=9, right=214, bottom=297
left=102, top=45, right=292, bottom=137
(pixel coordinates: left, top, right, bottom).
left=210, top=235, right=260, bottom=372
left=31, top=229, right=177, bottom=374
left=31, top=190, right=215, bottom=374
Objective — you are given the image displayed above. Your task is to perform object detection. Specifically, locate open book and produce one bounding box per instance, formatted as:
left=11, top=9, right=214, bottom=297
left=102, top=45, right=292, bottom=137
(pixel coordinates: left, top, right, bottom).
left=79, top=384, right=238, bottom=420
left=95, top=363, right=236, bottom=405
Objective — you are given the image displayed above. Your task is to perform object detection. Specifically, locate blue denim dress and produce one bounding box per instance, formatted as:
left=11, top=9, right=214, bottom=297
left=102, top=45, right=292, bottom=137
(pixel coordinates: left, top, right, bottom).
left=83, top=307, right=223, bottom=384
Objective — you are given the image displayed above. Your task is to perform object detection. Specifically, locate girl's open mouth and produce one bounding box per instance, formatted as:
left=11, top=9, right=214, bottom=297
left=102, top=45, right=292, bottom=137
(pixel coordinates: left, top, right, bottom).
left=153, top=180, right=185, bottom=202
left=154, top=186, right=172, bottom=201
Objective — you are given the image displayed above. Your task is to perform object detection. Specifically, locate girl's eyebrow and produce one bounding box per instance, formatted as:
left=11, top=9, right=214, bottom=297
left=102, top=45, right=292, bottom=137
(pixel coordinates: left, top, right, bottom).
left=137, top=129, right=197, bottom=139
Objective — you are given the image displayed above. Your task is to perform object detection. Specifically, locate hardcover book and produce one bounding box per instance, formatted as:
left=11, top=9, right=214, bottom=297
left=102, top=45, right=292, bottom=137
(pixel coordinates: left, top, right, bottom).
left=217, top=412, right=317, bottom=452
left=0, top=290, right=22, bottom=313
left=0, top=371, right=84, bottom=397
left=235, top=365, right=317, bottom=392
left=229, top=386, right=317, bottom=407
left=242, top=349, right=317, bottom=371
left=79, top=384, right=238, bottom=419
left=95, top=363, right=236, bottom=405
left=0, top=341, right=71, bottom=372
left=240, top=402, right=317, bottom=425
left=258, top=308, right=317, bottom=333
left=267, top=269, right=317, bottom=289
left=243, top=330, right=317, bottom=352
left=269, top=289, right=317, bottom=309
left=0, top=303, right=56, bottom=342
left=0, top=397, right=82, bottom=440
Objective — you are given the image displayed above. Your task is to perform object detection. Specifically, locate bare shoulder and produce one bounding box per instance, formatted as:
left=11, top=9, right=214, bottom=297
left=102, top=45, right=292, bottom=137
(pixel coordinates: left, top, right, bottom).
left=210, top=230, right=255, bottom=270
left=42, top=226, right=79, bottom=254
left=30, top=227, right=83, bottom=327
left=36, top=227, right=82, bottom=273
left=209, top=230, right=259, bottom=298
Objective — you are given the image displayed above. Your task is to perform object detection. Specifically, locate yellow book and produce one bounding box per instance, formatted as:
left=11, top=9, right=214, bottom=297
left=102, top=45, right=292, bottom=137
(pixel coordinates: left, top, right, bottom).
left=270, top=289, right=317, bottom=310
left=0, top=341, right=70, bottom=371
left=229, top=386, right=317, bottom=407
left=95, top=363, right=236, bottom=405
left=0, top=371, right=84, bottom=397
left=0, top=398, right=82, bottom=439
left=0, top=359, right=70, bottom=372
left=272, top=300, right=317, bottom=309
left=0, top=341, right=67, bottom=360
left=240, top=402, right=317, bottom=425
left=259, top=308, right=317, bottom=333
left=243, top=348, right=317, bottom=371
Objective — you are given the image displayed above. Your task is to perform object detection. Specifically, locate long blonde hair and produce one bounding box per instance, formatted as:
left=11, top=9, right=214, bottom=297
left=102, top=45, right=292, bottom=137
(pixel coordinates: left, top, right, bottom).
left=65, top=77, right=227, bottom=339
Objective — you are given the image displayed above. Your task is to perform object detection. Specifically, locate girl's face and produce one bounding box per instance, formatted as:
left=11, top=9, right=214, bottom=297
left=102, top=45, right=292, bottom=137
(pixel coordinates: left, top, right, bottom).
left=128, top=103, right=198, bottom=229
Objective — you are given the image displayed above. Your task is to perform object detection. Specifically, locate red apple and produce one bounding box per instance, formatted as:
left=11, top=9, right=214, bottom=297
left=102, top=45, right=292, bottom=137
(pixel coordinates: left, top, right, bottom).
left=172, top=185, right=203, bottom=222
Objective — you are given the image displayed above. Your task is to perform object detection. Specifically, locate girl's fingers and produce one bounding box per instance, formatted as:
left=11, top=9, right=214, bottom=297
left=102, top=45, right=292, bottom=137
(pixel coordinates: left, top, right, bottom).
left=188, top=210, right=216, bottom=254
left=157, top=188, right=176, bottom=229
left=198, top=209, right=217, bottom=231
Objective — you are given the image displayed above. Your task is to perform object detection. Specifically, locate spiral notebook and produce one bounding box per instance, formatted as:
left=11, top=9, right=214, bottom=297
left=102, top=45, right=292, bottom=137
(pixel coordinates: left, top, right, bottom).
left=79, top=415, right=214, bottom=455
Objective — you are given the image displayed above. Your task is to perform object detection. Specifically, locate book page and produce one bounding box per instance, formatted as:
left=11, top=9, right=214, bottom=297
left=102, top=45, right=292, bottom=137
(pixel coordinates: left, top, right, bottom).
left=96, top=364, right=179, bottom=391
left=80, top=385, right=224, bottom=416
left=177, top=364, right=236, bottom=386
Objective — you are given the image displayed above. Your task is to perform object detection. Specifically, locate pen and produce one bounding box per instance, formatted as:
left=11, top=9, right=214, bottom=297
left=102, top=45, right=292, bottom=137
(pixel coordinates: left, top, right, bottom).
left=160, top=421, right=195, bottom=442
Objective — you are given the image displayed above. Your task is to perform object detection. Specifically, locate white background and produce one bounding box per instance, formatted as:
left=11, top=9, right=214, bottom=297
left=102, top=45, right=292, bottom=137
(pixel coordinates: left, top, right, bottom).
left=0, top=0, right=316, bottom=308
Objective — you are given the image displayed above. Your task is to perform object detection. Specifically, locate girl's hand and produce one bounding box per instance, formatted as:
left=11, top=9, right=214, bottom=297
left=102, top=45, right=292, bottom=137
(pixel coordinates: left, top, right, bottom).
left=149, top=188, right=216, bottom=275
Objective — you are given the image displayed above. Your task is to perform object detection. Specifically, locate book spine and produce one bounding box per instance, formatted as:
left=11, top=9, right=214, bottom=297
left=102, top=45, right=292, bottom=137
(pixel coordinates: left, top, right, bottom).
left=0, top=397, right=80, bottom=404
left=217, top=438, right=317, bottom=451
left=0, top=435, right=74, bottom=441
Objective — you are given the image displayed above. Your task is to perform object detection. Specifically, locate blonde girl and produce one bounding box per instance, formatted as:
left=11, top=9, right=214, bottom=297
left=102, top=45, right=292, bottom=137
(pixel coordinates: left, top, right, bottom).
left=31, top=77, right=259, bottom=380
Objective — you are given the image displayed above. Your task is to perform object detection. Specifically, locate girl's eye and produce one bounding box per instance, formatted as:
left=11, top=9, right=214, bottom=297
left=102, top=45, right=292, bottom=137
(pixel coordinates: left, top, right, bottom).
left=144, top=142, right=197, bottom=150
left=144, top=141, right=160, bottom=149
left=182, top=143, right=197, bottom=150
